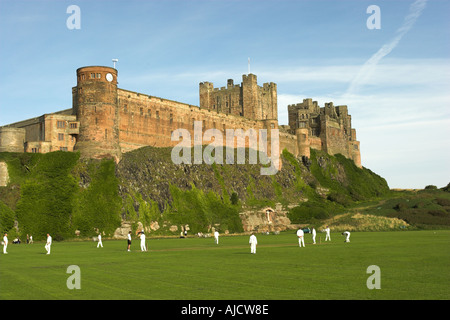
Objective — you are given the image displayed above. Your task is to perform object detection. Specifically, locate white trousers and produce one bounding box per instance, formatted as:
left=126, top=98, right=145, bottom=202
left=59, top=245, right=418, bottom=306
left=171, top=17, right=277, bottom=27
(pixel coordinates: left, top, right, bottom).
left=325, top=234, right=331, bottom=241
left=312, top=235, right=316, bottom=244
left=3, top=244, right=7, bottom=254
left=45, top=244, right=51, bottom=254
left=345, top=235, right=350, bottom=242
left=215, top=237, right=219, bottom=244
left=140, top=242, right=147, bottom=251
left=250, top=243, right=256, bottom=254
left=97, top=241, right=103, bottom=248
left=298, top=237, right=305, bottom=247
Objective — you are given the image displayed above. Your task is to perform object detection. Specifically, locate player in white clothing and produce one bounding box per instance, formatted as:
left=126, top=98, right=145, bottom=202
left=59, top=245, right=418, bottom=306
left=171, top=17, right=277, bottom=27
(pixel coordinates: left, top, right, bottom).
left=97, top=233, right=103, bottom=248
left=324, top=226, right=331, bottom=241
left=140, top=231, right=147, bottom=252
left=311, top=227, right=316, bottom=244
left=45, top=234, right=52, bottom=254
left=214, top=231, right=219, bottom=244
left=342, top=231, right=351, bottom=243
left=249, top=233, right=257, bottom=254
left=296, top=228, right=305, bottom=247
left=3, top=233, right=8, bottom=254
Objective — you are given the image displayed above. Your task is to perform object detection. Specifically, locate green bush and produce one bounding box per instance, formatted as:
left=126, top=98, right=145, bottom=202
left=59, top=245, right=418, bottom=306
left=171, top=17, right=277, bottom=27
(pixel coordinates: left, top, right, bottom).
left=0, top=200, right=15, bottom=234
left=15, top=152, right=79, bottom=240
left=72, top=159, right=122, bottom=237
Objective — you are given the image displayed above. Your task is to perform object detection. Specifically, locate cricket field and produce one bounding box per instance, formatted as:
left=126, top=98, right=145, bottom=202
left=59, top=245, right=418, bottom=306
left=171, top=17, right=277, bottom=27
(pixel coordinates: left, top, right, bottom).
left=0, top=230, right=449, bottom=300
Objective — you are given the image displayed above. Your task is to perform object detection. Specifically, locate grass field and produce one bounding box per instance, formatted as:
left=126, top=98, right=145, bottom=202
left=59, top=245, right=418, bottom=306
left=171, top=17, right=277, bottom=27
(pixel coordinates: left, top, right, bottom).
left=0, top=230, right=449, bottom=300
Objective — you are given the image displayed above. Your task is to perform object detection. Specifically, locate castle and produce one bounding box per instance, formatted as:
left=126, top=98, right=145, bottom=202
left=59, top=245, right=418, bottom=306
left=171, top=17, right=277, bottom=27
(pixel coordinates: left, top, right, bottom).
left=0, top=65, right=361, bottom=168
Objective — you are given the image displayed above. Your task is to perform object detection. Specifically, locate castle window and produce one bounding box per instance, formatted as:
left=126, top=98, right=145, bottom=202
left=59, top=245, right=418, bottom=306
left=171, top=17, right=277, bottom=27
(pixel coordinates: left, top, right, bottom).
left=90, top=73, right=95, bottom=79
left=140, top=108, right=143, bottom=116
left=124, top=105, right=128, bottom=113
left=105, top=129, right=108, bottom=140
left=57, top=121, right=66, bottom=129
left=58, top=133, right=64, bottom=141
left=96, top=73, right=101, bottom=79
left=148, top=109, right=151, bottom=117
left=170, top=114, right=173, bottom=124
left=60, top=147, right=68, bottom=151
left=31, top=148, right=38, bottom=153
left=81, top=74, right=85, bottom=80
left=70, top=123, right=77, bottom=129
left=156, top=111, right=160, bottom=120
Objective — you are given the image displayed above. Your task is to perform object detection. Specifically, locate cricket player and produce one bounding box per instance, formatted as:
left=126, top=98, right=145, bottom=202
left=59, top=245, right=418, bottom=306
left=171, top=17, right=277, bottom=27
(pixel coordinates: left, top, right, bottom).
left=311, top=227, right=316, bottom=244
left=214, top=231, right=219, bottom=244
left=342, top=231, right=351, bottom=243
left=140, top=231, right=147, bottom=252
left=97, top=233, right=103, bottom=248
left=127, top=231, right=132, bottom=251
left=324, top=226, right=331, bottom=241
left=296, top=228, right=305, bottom=247
left=249, top=233, right=257, bottom=254
left=45, top=234, right=52, bottom=255
left=3, top=233, right=8, bottom=254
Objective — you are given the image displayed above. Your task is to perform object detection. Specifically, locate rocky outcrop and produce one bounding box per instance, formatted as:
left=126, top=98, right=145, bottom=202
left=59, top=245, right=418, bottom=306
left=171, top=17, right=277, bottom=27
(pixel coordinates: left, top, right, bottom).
left=0, top=162, right=8, bottom=187
left=239, top=203, right=301, bottom=233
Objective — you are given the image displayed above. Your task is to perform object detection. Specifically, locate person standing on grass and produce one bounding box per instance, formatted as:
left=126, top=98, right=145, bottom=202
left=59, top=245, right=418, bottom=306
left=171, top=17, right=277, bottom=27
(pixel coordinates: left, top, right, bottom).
left=324, top=226, right=331, bottom=241
left=311, top=227, right=317, bottom=244
left=249, top=232, right=257, bottom=254
left=297, top=228, right=305, bottom=247
left=127, top=231, right=132, bottom=251
left=214, top=230, right=219, bottom=244
left=342, top=231, right=351, bottom=243
left=3, top=233, right=8, bottom=254
left=97, top=232, right=103, bottom=248
left=45, top=234, right=52, bottom=255
left=140, top=231, right=147, bottom=252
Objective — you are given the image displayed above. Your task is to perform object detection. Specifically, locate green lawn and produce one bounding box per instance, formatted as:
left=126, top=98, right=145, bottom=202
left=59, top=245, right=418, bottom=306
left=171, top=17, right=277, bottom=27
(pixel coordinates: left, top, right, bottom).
left=1, top=230, right=449, bottom=300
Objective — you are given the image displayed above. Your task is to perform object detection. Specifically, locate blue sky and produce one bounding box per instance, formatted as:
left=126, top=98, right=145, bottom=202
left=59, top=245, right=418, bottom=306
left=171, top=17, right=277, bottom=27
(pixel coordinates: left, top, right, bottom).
left=0, top=0, right=449, bottom=189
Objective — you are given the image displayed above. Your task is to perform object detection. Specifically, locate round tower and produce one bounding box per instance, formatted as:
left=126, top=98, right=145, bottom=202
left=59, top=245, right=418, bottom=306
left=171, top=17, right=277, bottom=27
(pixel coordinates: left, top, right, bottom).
left=73, top=66, right=121, bottom=162
left=296, top=127, right=310, bottom=158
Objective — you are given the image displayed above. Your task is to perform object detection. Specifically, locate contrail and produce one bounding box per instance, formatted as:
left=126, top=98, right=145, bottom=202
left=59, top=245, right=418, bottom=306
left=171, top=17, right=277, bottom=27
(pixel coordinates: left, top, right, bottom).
left=345, top=0, right=428, bottom=96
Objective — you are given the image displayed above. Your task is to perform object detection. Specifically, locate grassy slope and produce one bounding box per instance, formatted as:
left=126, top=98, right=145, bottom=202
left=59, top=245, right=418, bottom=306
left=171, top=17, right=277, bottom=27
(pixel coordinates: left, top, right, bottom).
left=1, top=230, right=449, bottom=300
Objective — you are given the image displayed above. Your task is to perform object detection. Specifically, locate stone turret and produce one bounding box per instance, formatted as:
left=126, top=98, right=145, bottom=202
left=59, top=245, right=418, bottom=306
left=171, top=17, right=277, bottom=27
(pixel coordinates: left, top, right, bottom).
left=73, top=66, right=121, bottom=162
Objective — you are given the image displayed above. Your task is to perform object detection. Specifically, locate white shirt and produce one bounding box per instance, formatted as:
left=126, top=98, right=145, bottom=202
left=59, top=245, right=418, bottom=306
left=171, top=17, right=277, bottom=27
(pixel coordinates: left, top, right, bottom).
left=249, top=235, right=257, bottom=245
left=140, top=233, right=146, bottom=242
left=127, top=234, right=132, bottom=241
left=312, top=228, right=316, bottom=236
left=325, top=228, right=330, bottom=234
left=47, top=235, right=52, bottom=244
left=3, top=236, right=7, bottom=244
left=296, top=229, right=304, bottom=237
left=98, top=234, right=102, bottom=241
left=214, top=231, right=219, bottom=238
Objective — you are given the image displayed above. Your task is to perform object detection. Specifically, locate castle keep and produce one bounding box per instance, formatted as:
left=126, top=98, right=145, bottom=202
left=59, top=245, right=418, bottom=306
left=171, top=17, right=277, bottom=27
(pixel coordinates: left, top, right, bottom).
left=0, top=65, right=361, bottom=167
